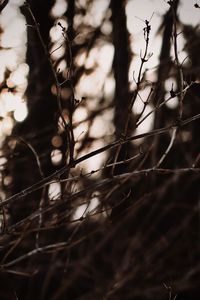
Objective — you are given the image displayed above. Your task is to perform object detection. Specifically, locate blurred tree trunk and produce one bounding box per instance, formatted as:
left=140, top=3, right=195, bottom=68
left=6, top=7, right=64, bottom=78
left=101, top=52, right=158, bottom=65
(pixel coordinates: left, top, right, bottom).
left=110, top=0, right=132, bottom=172
left=111, top=0, right=130, bottom=138
left=151, top=0, right=179, bottom=168
left=8, top=0, right=57, bottom=224
left=108, top=0, right=134, bottom=219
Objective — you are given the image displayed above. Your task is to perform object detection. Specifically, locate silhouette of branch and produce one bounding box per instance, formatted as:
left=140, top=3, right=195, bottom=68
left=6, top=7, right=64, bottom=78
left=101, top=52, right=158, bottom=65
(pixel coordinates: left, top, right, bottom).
left=1, top=111, right=200, bottom=210
left=24, top=2, right=74, bottom=163
left=0, top=0, right=9, bottom=13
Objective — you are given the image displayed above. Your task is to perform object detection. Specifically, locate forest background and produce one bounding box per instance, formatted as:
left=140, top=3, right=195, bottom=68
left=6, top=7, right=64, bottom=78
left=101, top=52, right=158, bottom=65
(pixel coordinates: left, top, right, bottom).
left=0, top=0, right=200, bottom=299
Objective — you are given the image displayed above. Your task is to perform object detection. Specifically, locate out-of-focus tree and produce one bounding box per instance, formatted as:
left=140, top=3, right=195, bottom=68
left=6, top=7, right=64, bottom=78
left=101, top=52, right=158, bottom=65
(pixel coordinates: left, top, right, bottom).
left=0, top=0, right=200, bottom=299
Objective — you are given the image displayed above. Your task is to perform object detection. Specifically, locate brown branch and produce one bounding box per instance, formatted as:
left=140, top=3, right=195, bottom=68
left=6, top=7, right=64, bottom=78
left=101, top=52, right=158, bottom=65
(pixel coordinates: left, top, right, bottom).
left=0, top=0, right=9, bottom=13
left=136, top=82, right=194, bottom=128
left=154, top=127, right=177, bottom=168
left=112, top=16, right=153, bottom=174
left=1, top=112, right=200, bottom=210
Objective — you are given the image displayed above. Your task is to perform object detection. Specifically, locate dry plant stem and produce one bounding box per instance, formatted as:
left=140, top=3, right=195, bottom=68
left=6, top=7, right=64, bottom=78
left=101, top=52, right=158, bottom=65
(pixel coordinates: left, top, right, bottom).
left=25, top=2, right=74, bottom=163
left=136, top=144, right=153, bottom=170
left=107, top=210, right=196, bottom=298
left=154, top=127, right=177, bottom=168
left=2, top=197, right=197, bottom=281
left=59, top=153, right=142, bottom=184
left=192, top=153, right=200, bottom=168
left=104, top=171, right=132, bottom=207
left=1, top=229, right=97, bottom=268
left=91, top=152, right=142, bottom=176
left=171, top=1, right=185, bottom=119
left=1, top=242, right=72, bottom=268
left=4, top=166, right=200, bottom=235
left=5, top=209, right=197, bottom=296
left=11, top=137, right=45, bottom=246
left=112, top=19, right=152, bottom=174
left=16, top=137, right=46, bottom=247
left=35, top=186, right=47, bottom=248
left=14, top=152, right=142, bottom=193
left=1, top=269, right=34, bottom=277
left=136, top=83, right=193, bottom=128
left=17, top=137, right=44, bottom=178
left=1, top=112, right=200, bottom=210
left=105, top=197, right=197, bottom=299
left=135, top=86, right=154, bottom=125
left=163, top=283, right=177, bottom=300
left=0, top=201, right=6, bottom=234
left=1, top=222, right=30, bottom=263
left=58, top=22, right=75, bottom=162
left=126, top=19, right=152, bottom=134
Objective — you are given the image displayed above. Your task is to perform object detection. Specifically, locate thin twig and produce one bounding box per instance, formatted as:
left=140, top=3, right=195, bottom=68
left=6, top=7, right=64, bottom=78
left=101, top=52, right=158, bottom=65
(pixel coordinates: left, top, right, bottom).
left=154, top=127, right=177, bottom=168
left=4, top=166, right=200, bottom=235
left=112, top=16, right=153, bottom=174
left=1, top=112, right=200, bottom=209
left=136, top=82, right=193, bottom=128
left=17, top=137, right=44, bottom=178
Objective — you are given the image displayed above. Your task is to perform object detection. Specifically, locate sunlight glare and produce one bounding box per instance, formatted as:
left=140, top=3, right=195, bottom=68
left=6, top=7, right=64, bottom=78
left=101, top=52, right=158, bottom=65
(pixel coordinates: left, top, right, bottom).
left=77, top=72, right=102, bottom=97
left=8, top=63, right=29, bottom=86
left=51, top=149, right=63, bottom=165
left=104, top=76, right=115, bottom=100
left=74, top=121, right=88, bottom=142
left=72, top=203, right=87, bottom=220
left=75, top=51, right=87, bottom=67
left=0, top=50, right=18, bottom=73
left=51, top=0, right=68, bottom=18
left=98, top=44, right=114, bottom=74
left=73, top=106, right=88, bottom=123
left=14, top=102, right=28, bottom=122
left=90, top=113, right=114, bottom=139
left=72, top=196, right=99, bottom=221
left=79, top=140, right=106, bottom=174
left=0, top=117, right=13, bottom=138
left=179, top=1, right=200, bottom=26
left=50, top=19, right=68, bottom=42
left=48, top=182, right=61, bottom=200
left=51, top=42, right=65, bottom=60
left=1, top=17, right=25, bottom=48
left=87, top=0, right=109, bottom=27
left=85, top=48, right=98, bottom=69
left=101, top=20, right=112, bottom=35
left=0, top=92, right=21, bottom=114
